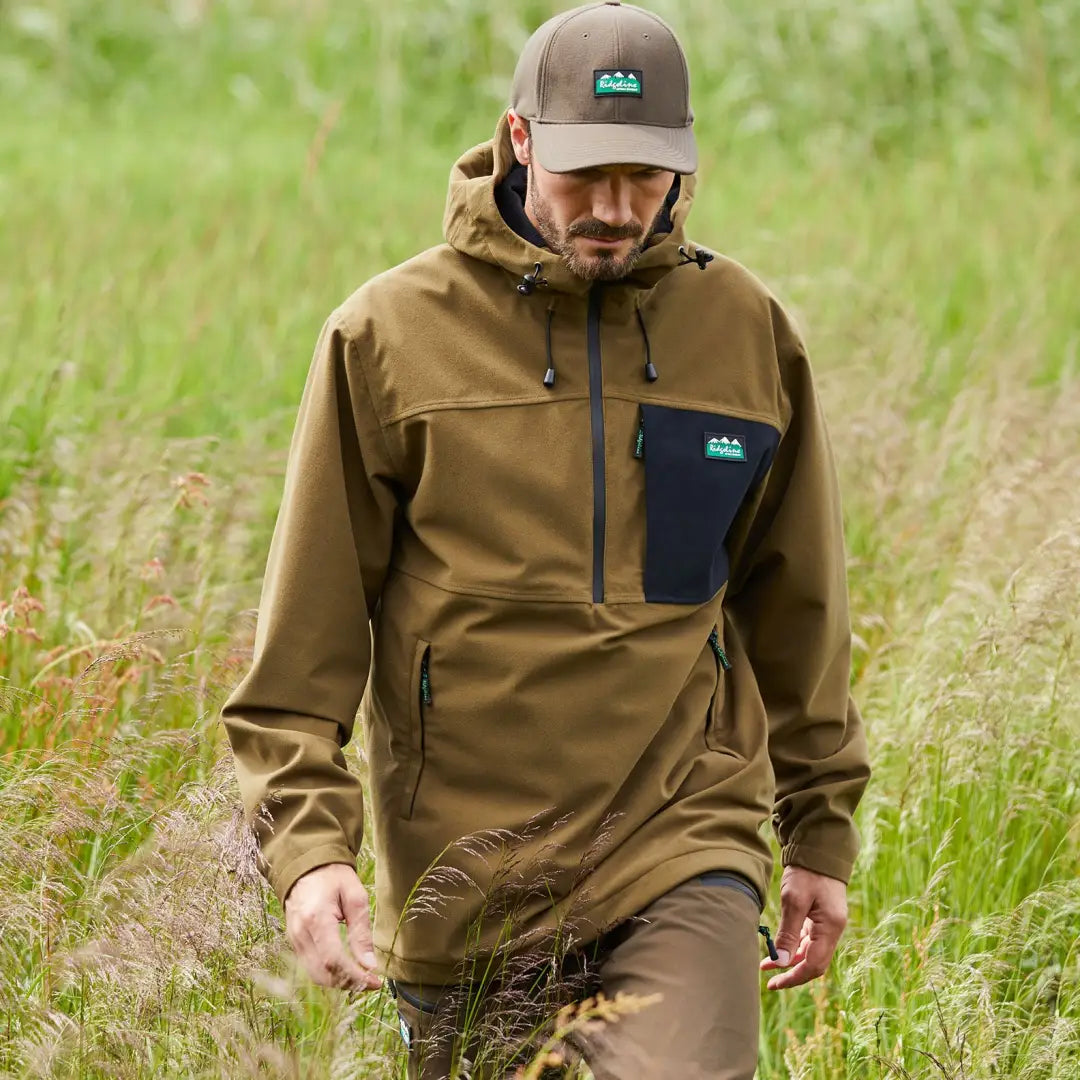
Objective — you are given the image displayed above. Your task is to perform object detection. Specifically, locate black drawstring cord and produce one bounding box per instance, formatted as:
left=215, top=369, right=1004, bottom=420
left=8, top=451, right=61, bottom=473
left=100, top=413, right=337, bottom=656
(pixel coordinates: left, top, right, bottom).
left=678, top=244, right=714, bottom=270
left=518, top=261, right=549, bottom=295
left=636, top=305, right=658, bottom=382
left=543, top=305, right=556, bottom=388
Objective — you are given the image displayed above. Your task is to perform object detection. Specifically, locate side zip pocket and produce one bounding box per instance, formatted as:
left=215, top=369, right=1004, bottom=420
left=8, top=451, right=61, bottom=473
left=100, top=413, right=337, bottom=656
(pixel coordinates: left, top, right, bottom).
left=708, top=625, right=731, bottom=670
left=705, top=624, right=732, bottom=751
left=400, top=639, right=430, bottom=819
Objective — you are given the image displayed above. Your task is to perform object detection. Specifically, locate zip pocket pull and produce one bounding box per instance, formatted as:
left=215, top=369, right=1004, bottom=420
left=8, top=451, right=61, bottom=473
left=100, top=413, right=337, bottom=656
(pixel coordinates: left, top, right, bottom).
left=420, top=645, right=432, bottom=705
left=708, top=625, right=732, bottom=670
left=634, top=406, right=645, bottom=459
left=758, top=923, right=779, bottom=962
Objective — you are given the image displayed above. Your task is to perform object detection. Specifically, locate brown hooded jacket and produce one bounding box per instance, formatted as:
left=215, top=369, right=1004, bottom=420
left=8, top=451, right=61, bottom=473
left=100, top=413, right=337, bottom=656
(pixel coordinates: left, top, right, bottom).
left=220, top=110, right=872, bottom=984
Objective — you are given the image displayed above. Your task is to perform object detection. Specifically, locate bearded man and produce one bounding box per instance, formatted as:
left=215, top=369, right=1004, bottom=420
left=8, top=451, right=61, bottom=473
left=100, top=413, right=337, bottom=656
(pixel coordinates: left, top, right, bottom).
left=221, top=3, right=871, bottom=1077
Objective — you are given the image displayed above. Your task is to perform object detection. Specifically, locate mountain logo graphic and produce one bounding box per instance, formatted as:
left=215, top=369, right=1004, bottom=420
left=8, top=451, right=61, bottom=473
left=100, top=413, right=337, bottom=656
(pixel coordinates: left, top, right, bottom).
left=594, top=69, right=643, bottom=97
left=704, top=433, right=747, bottom=461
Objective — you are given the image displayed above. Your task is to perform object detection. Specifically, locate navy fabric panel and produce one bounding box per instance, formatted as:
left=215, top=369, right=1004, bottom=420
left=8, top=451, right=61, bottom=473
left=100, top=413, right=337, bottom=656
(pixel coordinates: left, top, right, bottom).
left=642, top=403, right=780, bottom=604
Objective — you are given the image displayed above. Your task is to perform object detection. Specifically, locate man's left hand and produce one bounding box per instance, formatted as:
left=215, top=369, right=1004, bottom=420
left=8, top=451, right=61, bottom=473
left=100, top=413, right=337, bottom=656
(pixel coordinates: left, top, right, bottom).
left=760, top=864, right=848, bottom=991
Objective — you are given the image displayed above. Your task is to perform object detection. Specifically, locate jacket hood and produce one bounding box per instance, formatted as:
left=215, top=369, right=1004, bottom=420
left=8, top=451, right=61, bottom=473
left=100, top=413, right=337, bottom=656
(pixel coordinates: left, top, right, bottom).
left=444, top=109, right=703, bottom=299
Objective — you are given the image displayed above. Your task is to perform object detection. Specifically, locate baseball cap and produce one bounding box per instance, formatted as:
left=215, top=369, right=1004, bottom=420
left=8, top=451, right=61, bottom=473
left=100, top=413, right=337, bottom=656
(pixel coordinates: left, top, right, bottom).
left=510, top=0, right=697, bottom=175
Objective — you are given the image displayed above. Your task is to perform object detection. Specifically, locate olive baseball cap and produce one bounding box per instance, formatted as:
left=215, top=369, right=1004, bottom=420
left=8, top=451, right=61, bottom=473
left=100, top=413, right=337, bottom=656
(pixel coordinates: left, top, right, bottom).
left=510, top=0, right=697, bottom=174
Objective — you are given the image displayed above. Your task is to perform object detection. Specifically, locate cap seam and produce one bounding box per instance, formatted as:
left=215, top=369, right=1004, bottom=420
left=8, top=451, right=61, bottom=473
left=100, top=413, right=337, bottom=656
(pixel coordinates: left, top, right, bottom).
left=658, top=17, right=691, bottom=123
left=614, top=12, right=623, bottom=124
left=537, top=9, right=582, bottom=118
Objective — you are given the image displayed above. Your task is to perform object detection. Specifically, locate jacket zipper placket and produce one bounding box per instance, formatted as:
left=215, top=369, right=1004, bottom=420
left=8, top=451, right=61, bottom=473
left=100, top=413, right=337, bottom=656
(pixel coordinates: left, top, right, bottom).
left=586, top=284, right=606, bottom=604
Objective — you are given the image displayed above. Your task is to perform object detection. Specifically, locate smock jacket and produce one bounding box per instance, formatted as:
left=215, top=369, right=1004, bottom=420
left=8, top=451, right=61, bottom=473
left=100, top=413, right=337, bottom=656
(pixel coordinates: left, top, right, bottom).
left=220, top=110, right=872, bottom=985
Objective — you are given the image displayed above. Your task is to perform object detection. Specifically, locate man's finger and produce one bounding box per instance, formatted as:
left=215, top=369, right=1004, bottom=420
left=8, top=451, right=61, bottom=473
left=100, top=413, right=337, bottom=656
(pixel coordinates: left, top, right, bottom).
left=340, top=879, right=382, bottom=989
left=765, top=921, right=841, bottom=990
left=306, top=904, right=373, bottom=990
left=771, top=886, right=813, bottom=968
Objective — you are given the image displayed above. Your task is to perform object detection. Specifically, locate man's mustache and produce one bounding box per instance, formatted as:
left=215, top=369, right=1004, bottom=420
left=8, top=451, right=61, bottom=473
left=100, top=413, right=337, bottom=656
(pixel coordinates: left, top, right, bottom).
left=567, top=219, right=644, bottom=242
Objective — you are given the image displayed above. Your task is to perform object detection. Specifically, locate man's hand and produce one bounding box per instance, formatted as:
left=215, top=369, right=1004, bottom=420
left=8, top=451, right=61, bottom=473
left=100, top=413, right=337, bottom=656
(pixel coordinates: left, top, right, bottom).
left=759, top=864, right=848, bottom=991
left=283, top=863, right=383, bottom=992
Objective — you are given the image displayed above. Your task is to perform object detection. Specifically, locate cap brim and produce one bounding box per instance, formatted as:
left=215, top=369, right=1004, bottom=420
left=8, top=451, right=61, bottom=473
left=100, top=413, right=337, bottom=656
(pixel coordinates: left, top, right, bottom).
left=529, top=120, right=697, bottom=174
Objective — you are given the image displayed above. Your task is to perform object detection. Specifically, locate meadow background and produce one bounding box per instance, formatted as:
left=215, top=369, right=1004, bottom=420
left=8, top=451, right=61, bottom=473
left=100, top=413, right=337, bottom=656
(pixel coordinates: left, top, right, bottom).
left=2, top=0, right=1078, bottom=1076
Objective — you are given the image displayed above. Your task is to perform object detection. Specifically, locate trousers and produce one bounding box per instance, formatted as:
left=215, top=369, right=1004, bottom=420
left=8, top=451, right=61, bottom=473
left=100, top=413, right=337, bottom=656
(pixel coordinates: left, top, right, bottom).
left=387, top=870, right=764, bottom=1080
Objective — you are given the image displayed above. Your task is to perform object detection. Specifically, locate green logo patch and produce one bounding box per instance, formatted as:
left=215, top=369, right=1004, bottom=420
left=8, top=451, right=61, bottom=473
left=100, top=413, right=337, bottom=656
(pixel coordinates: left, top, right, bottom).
left=704, top=433, right=746, bottom=461
left=594, top=69, right=643, bottom=97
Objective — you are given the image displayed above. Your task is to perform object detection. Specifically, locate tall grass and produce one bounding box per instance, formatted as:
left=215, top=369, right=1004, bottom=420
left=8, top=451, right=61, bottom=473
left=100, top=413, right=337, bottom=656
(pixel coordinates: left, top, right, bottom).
left=1, top=1, right=1078, bottom=1076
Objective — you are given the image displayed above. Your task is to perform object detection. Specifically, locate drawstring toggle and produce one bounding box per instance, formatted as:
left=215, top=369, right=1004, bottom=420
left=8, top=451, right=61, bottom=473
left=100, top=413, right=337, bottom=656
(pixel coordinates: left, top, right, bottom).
left=678, top=245, right=714, bottom=270
left=518, top=262, right=549, bottom=295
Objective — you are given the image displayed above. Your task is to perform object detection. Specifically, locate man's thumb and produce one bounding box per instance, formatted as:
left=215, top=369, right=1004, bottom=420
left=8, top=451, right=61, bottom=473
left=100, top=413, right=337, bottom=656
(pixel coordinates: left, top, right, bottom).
left=339, top=877, right=378, bottom=969
left=772, top=895, right=809, bottom=968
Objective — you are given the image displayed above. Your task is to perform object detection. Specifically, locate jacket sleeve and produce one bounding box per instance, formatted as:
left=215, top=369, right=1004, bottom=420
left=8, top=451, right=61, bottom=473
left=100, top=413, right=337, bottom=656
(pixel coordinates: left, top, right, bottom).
left=220, top=310, right=399, bottom=908
left=725, top=300, right=871, bottom=885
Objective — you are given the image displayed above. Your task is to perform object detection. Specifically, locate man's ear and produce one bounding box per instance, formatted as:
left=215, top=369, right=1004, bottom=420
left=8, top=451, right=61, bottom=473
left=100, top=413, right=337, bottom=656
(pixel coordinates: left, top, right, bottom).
left=507, top=110, right=531, bottom=167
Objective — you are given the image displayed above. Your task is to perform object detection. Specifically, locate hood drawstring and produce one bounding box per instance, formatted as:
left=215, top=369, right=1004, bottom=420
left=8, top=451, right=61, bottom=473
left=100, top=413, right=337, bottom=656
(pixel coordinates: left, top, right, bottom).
left=516, top=261, right=705, bottom=387
left=543, top=303, right=557, bottom=388
left=518, top=262, right=549, bottom=296
left=635, top=303, right=659, bottom=383
left=678, top=244, right=714, bottom=270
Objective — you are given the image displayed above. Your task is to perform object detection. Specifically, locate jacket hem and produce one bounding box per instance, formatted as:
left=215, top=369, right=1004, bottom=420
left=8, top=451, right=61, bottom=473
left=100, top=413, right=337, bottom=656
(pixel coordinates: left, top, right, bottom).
left=374, top=846, right=772, bottom=985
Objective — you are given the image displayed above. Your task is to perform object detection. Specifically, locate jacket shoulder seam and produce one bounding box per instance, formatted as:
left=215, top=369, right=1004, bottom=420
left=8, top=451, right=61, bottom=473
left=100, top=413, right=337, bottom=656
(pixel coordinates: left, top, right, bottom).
left=391, top=564, right=594, bottom=604
left=383, top=393, right=592, bottom=428
left=337, top=327, right=404, bottom=478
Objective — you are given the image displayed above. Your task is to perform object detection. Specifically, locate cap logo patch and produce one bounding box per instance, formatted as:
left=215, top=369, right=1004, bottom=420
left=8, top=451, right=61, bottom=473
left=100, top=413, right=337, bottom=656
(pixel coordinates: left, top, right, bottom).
left=704, top=433, right=746, bottom=461
left=594, top=69, right=643, bottom=97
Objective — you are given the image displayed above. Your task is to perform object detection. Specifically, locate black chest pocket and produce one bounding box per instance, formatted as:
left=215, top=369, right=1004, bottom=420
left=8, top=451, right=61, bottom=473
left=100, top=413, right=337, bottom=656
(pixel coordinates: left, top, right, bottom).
left=638, top=403, right=780, bottom=604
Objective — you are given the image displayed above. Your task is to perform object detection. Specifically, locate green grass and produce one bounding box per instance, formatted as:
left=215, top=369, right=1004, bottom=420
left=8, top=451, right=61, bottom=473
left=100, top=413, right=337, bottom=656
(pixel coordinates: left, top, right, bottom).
left=1, top=1, right=1078, bottom=1076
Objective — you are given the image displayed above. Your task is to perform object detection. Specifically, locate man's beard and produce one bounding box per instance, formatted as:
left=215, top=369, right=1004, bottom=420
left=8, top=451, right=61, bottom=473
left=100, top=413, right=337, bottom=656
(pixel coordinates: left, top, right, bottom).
left=527, top=163, right=667, bottom=282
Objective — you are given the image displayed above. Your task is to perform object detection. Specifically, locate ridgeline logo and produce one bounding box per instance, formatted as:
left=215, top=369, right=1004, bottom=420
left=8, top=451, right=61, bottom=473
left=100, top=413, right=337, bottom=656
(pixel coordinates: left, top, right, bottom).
left=704, top=433, right=746, bottom=461
left=594, top=69, right=643, bottom=97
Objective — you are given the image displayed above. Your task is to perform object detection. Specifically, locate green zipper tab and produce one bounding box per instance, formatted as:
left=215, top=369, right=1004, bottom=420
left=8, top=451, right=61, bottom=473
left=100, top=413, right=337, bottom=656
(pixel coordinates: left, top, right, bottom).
left=420, top=646, right=432, bottom=705
left=634, top=407, right=645, bottom=459
left=708, top=626, right=732, bottom=670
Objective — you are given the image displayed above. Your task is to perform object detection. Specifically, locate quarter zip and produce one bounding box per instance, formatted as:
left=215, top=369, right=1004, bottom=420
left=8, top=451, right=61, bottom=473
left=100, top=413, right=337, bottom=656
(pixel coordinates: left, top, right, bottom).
left=586, top=284, right=607, bottom=603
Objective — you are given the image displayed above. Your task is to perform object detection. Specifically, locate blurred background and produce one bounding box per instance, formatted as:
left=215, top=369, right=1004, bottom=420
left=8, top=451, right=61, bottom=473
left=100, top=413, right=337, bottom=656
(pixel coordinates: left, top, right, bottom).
left=1, top=2, right=1078, bottom=1077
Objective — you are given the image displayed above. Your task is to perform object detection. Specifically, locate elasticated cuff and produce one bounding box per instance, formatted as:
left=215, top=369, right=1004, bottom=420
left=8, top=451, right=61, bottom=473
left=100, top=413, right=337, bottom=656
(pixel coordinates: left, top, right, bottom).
left=780, top=841, right=856, bottom=885
left=270, top=842, right=358, bottom=908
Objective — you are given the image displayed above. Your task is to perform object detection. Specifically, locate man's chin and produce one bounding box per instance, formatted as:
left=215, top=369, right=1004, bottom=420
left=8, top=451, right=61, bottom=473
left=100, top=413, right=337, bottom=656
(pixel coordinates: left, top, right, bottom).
left=564, top=242, right=642, bottom=282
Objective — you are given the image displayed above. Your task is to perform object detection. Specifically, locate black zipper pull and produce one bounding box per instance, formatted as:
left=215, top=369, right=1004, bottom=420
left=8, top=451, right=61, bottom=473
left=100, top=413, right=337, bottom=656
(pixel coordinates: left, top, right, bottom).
left=708, top=626, right=732, bottom=670
left=634, top=407, right=645, bottom=459
left=758, top=924, right=779, bottom=962
left=420, top=645, right=432, bottom=705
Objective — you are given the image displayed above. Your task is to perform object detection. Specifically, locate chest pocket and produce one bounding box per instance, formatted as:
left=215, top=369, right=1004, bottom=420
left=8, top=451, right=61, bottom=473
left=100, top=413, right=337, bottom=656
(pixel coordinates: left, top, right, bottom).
left=637, top=403, right=780, bottom=604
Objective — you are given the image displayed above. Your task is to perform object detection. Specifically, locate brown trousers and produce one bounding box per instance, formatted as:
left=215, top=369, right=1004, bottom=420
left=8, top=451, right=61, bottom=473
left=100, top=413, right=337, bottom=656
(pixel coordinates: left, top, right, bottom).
left=388, top=871, right=764, bottom=1080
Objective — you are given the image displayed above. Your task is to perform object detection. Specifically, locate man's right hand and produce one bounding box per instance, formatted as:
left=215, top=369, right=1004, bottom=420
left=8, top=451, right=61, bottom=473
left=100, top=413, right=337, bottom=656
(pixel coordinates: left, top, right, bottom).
left=283, top=863, right=383, bottom=992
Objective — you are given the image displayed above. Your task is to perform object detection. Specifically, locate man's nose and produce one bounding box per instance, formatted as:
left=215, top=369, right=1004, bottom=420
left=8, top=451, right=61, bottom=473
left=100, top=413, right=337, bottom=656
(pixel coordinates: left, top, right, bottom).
left=591, top=176, right=633, bottom=227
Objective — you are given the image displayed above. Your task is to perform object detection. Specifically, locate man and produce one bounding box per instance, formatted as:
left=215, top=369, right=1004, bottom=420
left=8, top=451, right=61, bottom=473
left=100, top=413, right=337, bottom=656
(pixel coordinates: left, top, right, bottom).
left=220, top=2, right=871, bottom=1077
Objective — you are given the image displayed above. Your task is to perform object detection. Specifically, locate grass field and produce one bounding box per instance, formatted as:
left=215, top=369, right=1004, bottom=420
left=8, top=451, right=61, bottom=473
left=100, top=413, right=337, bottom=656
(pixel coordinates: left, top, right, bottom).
left=1, top=1, right=1078, bottom=1076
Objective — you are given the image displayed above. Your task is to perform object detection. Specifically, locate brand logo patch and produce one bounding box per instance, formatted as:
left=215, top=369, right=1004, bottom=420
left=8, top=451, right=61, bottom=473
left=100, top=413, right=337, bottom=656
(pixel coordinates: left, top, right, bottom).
left=704, top=433, right=746, bottom=461
left=399, top=1015, right=412, bottom=1047
left=594, top=69, right=643, bottom=97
